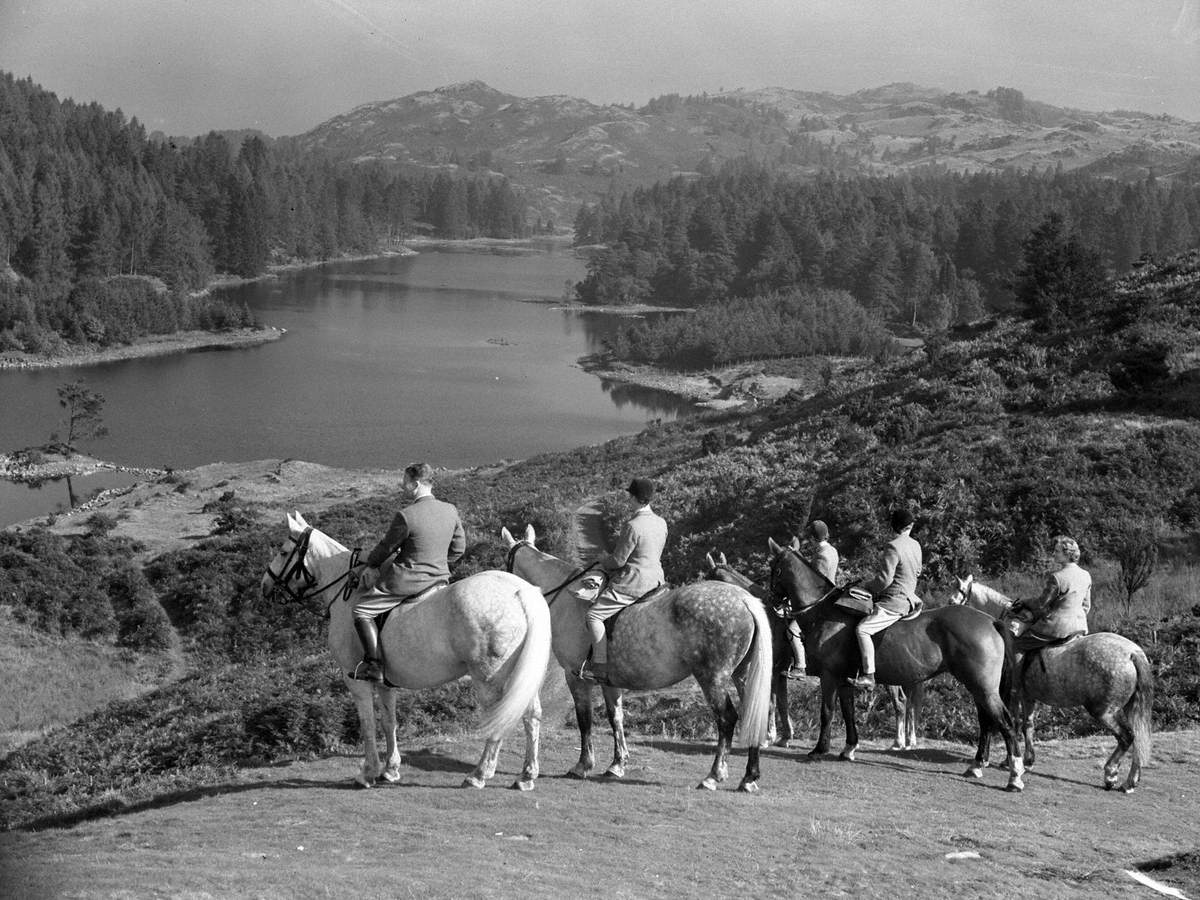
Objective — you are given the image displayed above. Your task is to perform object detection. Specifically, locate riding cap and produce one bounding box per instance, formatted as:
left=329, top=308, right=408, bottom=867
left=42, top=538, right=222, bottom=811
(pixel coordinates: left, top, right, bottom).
left=627, top=477, right=656, bottom=503
left=806, top=520, right=829, bottom=541
left=890, top=508, right=915, bottom=531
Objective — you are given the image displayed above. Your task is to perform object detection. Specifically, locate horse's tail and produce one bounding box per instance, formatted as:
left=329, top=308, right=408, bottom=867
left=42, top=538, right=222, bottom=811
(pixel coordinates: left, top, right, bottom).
left=1127, top=648, right=1154, bottom=769
left=475, top=579, right=552, bottom=741
left=735, top=591, right=773, bottom=748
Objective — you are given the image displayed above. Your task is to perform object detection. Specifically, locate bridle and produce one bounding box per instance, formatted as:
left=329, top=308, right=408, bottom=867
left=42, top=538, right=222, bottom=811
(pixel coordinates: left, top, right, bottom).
left=505, top=539, right=604, bottom=607
left=950, top=578, right=973, bottom=606
left=265, top=527, right=361, bottom=617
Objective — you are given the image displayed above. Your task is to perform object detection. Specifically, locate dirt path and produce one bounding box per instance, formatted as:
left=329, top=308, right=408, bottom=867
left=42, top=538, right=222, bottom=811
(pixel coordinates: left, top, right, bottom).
left=2, top=725, right=1196, bottom=899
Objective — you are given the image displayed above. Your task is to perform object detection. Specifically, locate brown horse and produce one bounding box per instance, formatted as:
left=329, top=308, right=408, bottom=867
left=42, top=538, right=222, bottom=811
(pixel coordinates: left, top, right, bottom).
left=765, top=537, right=1026, bottom=790
left=704, top=550, right=924, bottom=752
left=501, top=525, right=772, bottom=792
left=950, top=575, right=1154, bottom=792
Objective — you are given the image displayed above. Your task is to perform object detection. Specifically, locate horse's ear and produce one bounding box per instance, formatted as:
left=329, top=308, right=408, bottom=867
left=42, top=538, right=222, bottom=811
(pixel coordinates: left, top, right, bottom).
left=286, top=512, right=301, bottom=534
left=523, top=524, right=536, bottom=545
left=767, top=537, right=783, bottom=555
left=789, top=536, right=801, bottom=552
left=717, top=551, right=727, bottom=566
left=704, top=552, right=716, bottom=568
left=293, top=510, right=309, bottom=529
left=500, top=526, right=515, bottom=547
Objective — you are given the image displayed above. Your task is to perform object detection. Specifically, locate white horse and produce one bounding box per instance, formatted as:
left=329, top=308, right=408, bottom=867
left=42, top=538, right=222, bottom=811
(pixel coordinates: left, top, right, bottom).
left=501, top=525, right=772, bottom=792
left=262, top=512, right=551, bottom=790
left=950, top=575, right=1154, bottom=792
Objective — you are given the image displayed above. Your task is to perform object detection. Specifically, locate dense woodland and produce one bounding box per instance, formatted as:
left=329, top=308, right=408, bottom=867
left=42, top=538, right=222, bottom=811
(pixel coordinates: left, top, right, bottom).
left=574, top=161, right=1200, bottom=366
left=0, top=72, right=531, bottom=353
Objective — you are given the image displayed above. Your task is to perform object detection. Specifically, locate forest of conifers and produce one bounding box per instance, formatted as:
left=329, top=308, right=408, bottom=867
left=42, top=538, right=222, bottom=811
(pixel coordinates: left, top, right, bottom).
left=0, top=72, right=530, bottom=353
left=575, top=162, right=1200, bottom=367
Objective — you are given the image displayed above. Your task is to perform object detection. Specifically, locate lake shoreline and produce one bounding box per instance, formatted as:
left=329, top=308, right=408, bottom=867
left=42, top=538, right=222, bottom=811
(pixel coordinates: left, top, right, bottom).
left=0, top=326, right=286, bottom=371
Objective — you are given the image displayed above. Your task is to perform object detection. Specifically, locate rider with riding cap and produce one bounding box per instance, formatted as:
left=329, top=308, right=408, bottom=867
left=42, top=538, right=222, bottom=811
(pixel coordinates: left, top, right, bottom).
left=579, top=477, right=667, bottom=684
left=350, top=462, right=465, bottom=683
left=786, top=519, right=839, bottom=678
left=849, top=507, right=922, bottom=689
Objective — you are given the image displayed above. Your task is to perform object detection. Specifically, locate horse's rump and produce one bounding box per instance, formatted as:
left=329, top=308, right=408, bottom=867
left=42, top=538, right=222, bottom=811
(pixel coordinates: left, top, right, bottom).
left=1021, top=632, right=1145, bottom=708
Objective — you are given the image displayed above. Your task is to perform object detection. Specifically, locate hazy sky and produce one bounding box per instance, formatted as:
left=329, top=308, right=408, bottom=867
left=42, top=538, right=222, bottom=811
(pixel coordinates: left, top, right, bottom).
left=2, top=0, right=1198, bottom=136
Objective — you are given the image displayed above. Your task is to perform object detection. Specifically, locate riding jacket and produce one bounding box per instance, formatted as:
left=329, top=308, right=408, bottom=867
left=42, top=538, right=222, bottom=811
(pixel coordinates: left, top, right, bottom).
left=601, top=505, right=667, bottom=602
left=810, top=540, right=839, bottom=583
left=1026, top=562, right=1091, bottom=639
left=365, top=494, right=466, bottom=597
left=863, top=531, right=922, bottom=614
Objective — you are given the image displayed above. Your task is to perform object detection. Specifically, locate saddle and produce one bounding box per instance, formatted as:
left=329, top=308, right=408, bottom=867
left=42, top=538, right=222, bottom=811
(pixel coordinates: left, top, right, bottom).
left=1018, top=631, right=1085, bottom=678
left=603, top=584, right=670, bottom=639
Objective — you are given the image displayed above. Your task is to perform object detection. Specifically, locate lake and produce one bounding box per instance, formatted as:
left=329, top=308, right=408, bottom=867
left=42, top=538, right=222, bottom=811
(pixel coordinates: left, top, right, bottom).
left=0, top=244, right=695, bottom=527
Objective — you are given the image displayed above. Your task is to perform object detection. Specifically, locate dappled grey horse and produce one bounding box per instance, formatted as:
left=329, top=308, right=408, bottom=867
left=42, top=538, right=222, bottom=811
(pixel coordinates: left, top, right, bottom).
left=501, top=525, right=772, bottom=792
left=950, top=575, right=1153, bottom=792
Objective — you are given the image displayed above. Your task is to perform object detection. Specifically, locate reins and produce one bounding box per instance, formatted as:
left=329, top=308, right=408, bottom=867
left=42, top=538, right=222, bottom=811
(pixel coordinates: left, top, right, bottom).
left=266, top=527, right=362, bottom=618
left=505, top=539, right=601, bottom=606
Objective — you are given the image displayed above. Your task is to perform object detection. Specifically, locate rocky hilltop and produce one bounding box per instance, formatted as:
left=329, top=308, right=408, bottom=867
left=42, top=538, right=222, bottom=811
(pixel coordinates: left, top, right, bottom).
left=288, top=80, right=1200, bottom=223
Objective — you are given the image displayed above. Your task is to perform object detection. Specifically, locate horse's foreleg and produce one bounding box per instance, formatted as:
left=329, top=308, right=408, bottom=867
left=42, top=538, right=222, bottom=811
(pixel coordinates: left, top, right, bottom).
left=698, top=684, right=736, bottom=791
left=837, top=684, right=859, bottom=761
left=378, top=686, right=403, bottom=784
left=344, top=676, right=383, bottom=787
left=886, top=685, right=906, bottom=751
left=601, top=684, right=629, bottom=778
left=770, top=673, right=793, bottom=748
left=565, top=673, right=597, bottom=779
left=905, top=682, right=924, bottom=750
left=810, top=678, right=836, bottom=756
left=511, top=692, right=542, bottom=791
left=1022, top=701, right=1037, bottom=769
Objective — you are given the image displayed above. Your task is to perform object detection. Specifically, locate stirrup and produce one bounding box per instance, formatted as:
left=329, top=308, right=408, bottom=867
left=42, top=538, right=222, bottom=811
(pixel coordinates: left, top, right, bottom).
left=350, top=658, right=383, bottom=683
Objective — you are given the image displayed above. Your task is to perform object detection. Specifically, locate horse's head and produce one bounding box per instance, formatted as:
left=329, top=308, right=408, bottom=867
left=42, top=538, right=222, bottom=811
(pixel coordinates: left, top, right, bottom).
left=948, top=574, right=975, bottom=606
left=767, top=536, right=832, bottom=609
left=261, top=511, right=346, bottom=602
left=500, top=524, right=539, bottom=572
left=501, top=524, right=602, bottom=604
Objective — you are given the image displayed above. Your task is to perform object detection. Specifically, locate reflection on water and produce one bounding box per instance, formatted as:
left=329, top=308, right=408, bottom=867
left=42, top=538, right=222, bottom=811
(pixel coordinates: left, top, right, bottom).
left=0, top=470, right=145, bottom=528
left=599, top=379, right=698, bottom=418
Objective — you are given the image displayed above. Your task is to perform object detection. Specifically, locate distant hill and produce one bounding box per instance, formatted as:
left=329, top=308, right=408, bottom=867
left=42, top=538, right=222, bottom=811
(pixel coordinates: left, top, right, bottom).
left=290, top=80, right=1200, bottom=224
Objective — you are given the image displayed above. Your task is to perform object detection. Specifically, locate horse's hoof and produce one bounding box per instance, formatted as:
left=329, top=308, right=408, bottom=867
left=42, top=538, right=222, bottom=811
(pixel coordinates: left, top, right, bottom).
left=602, top=766, right=625, bottom=779
left=461, top=776, right=486, bottom=789
left=564, top=769, right=589, bottom=780
left=807, top=747, right=827, bottom=758
left=1120, top=785, right=1136, bottom=795
left=737, top=780, right=760, bottom=794
left=839, top=748, right=857, bottom=762
left=379, top=770, right=402, bottom=784
left=1006, top=780, right=1024, bottom=793
left=510, top=779, right=536, bottom=792
left=697, top=778, right=719, bottom=791
left=773, top=738, right=792, bottom=749
left=963, top=766, right=984, bottom=779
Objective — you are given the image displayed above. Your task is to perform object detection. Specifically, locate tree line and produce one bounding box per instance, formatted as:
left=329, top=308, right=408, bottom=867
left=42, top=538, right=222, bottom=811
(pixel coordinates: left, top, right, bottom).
left=572, top=161, right=1200, bottom=331
left=0, top=72, right=532, bottom=352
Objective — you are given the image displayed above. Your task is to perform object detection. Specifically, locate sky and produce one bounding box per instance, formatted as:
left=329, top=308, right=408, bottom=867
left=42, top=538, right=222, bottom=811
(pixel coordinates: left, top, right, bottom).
left=1, top=0, right=1198, bottom=137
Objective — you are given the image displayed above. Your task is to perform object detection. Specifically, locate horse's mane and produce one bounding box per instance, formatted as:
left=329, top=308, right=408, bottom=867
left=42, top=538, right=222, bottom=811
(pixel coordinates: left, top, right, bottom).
left=972, top=581, right=1015, bottom=608
left=782, top=548, right=835, bottom=591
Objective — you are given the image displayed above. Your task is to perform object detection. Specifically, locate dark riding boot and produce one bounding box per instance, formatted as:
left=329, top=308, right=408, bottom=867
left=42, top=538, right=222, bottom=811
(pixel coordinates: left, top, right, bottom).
left=351, top=617, right=384, bottom=683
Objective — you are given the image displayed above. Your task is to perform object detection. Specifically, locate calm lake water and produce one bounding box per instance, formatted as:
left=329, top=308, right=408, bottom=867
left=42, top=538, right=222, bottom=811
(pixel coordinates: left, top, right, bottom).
left=0, top=245, right=694, bottom=527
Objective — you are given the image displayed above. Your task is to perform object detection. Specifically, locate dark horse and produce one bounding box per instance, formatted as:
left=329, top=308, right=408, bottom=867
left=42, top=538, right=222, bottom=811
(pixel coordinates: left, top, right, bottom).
left=705, top=550, right=923, bottom=752
left=764, top=537, right=1026, bottom=790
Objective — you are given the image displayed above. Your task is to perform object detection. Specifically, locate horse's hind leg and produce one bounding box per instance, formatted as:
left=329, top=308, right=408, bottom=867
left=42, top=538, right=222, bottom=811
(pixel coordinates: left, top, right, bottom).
left=511, top=692, right=542, bottom=792
left=698, top=678, right=736, bottom=791
left=1094, top=706, right=1135, bottom=792
left=733, top=665, right=762, bottom=792
left=463, top=681, right=503, bottom=789
left=770, top=673, right=794, bottom=748
left=601, top=684, right=629, bottom=778
left=906, top=682, right=924, bottom=750
left=886, top=686, right=906, bottom=751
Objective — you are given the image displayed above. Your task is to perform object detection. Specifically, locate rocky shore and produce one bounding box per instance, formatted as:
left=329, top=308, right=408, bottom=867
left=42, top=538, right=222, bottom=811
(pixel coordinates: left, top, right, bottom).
left=0, top=326, right=286, bottom=371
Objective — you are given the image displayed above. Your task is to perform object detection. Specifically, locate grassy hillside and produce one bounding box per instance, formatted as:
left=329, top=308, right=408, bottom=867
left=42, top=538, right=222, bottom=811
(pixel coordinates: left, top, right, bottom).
left=2, top=251, right=1199, bottom=829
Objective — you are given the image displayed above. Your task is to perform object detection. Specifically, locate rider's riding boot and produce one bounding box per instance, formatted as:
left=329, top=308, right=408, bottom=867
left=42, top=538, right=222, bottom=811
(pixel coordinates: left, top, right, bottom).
left=579, top=640, right=611, bottom=685
left=849, top=672, right=876, bottom=689
left=787, top=628, right=806, bottom=678
left=351, top=616, right=384, bottom=683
